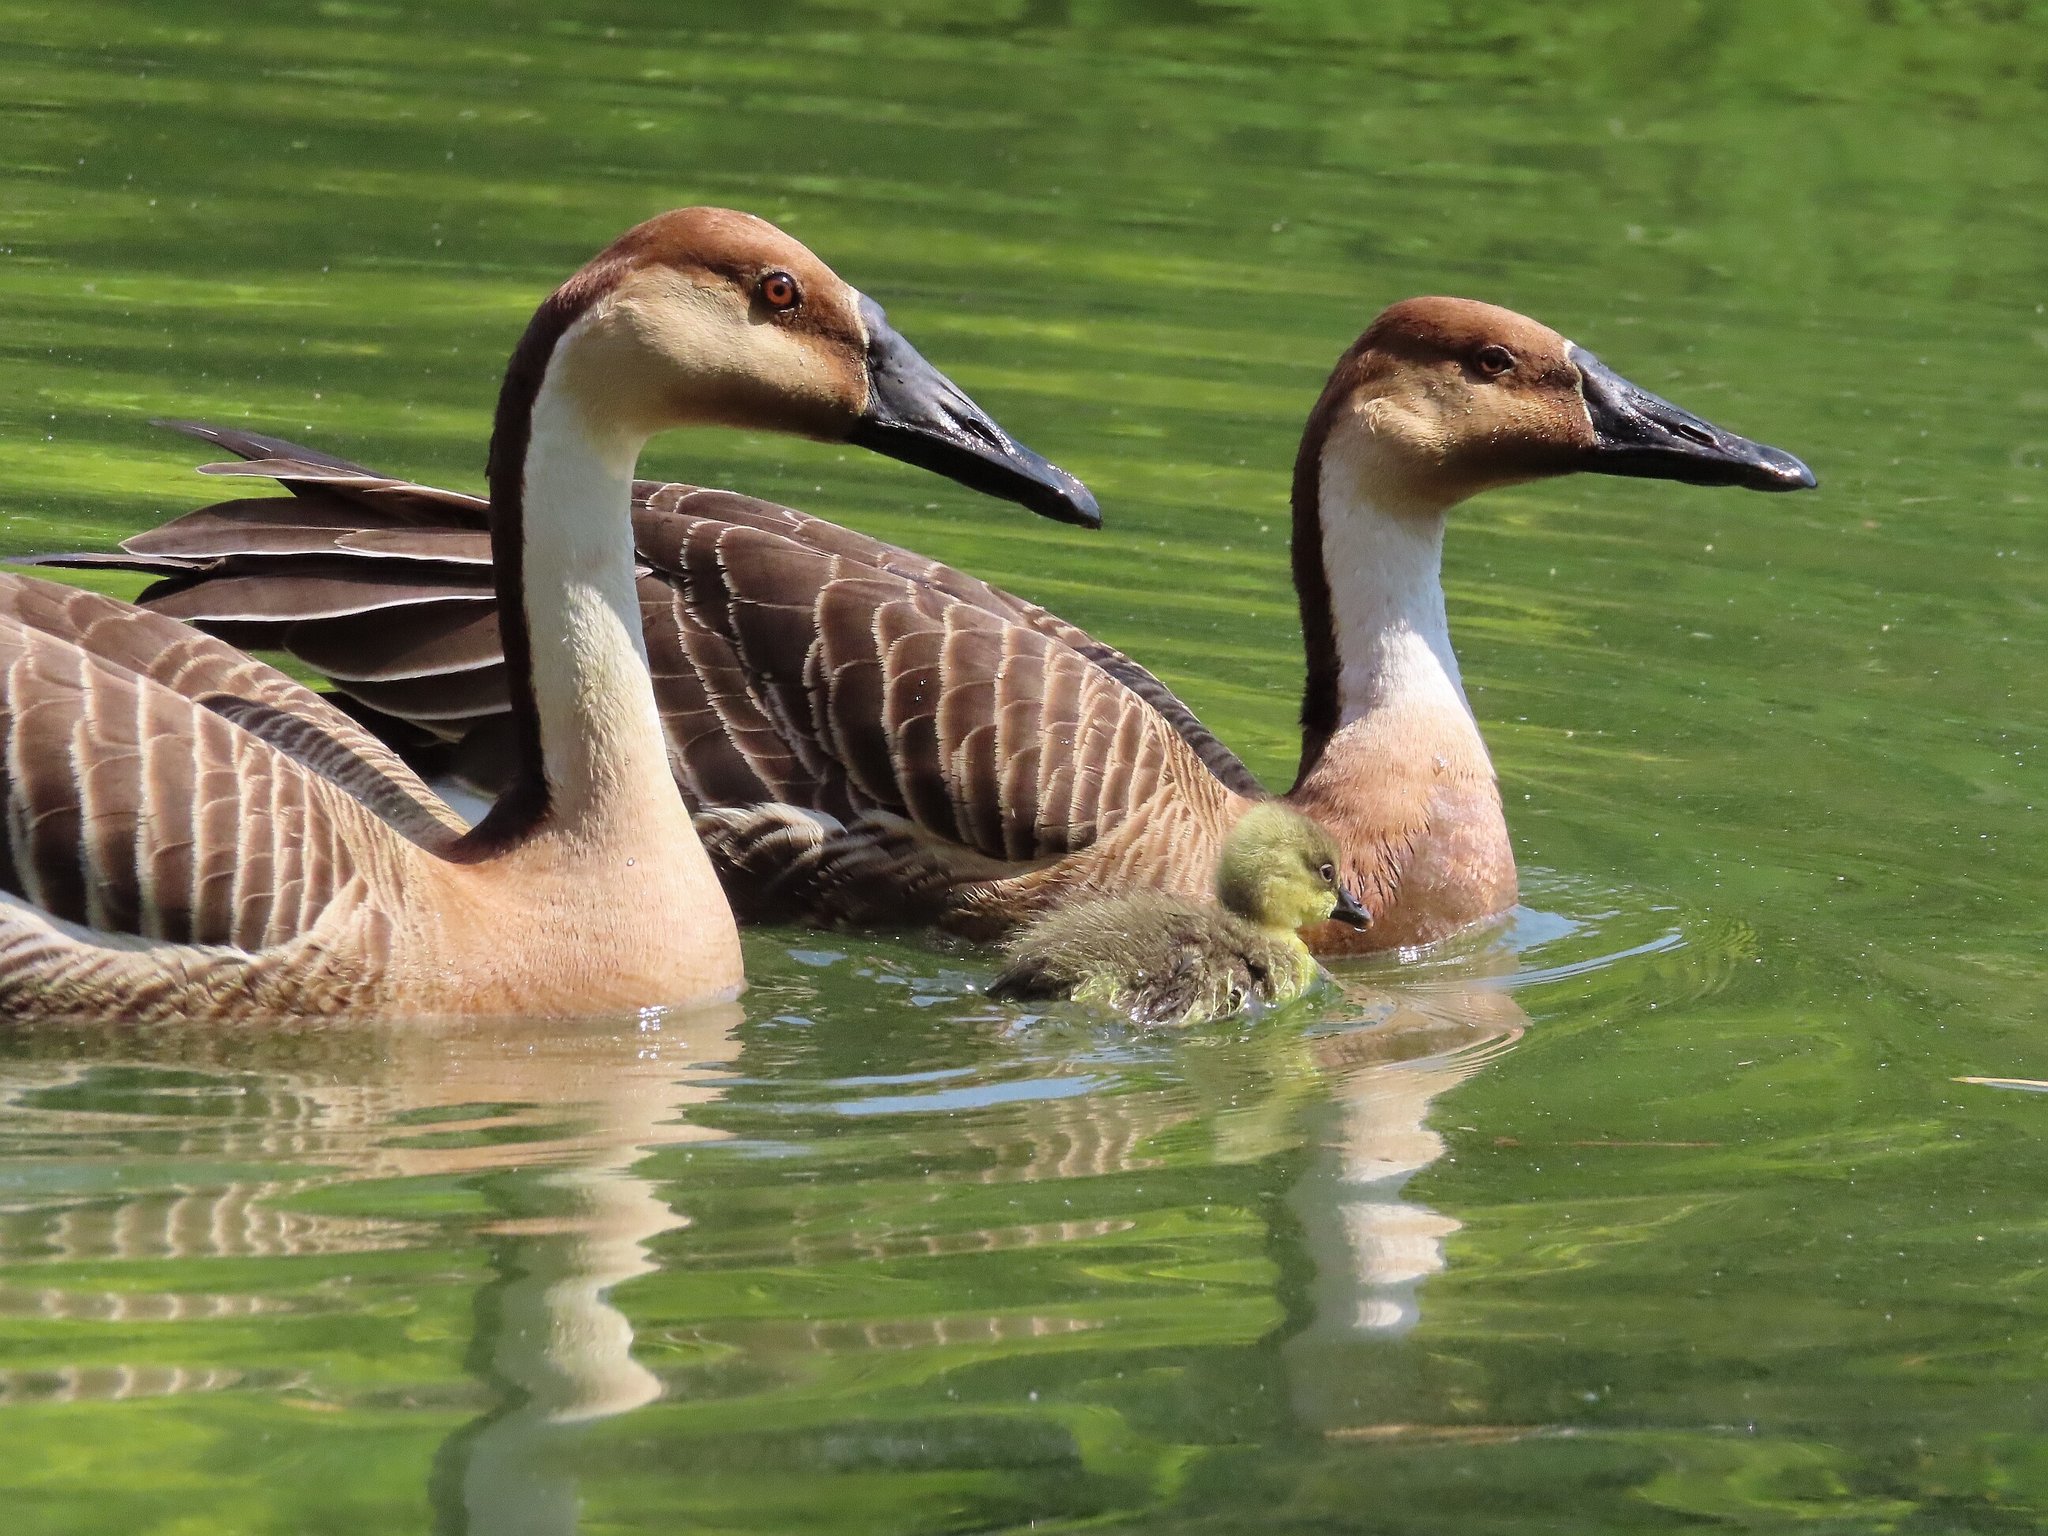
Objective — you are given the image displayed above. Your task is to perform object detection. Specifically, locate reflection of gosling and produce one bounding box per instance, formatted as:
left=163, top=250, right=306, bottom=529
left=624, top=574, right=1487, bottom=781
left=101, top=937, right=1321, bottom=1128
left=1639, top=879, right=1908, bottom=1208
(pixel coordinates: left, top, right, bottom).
left=988, top=804, right=1368, bottom=1026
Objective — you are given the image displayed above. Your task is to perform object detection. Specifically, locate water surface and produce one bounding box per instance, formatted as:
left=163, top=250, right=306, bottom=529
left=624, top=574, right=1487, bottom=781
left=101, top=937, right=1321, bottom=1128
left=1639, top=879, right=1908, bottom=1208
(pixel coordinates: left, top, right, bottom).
left=1, top=2, right=2045, bottom=1531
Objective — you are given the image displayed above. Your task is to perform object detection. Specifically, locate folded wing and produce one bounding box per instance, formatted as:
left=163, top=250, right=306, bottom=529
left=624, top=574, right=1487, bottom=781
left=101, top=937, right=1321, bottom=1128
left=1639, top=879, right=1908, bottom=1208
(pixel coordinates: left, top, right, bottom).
left=0, top=574, right=458, bottom=953
left=51, top=426, right=1258, bottom=879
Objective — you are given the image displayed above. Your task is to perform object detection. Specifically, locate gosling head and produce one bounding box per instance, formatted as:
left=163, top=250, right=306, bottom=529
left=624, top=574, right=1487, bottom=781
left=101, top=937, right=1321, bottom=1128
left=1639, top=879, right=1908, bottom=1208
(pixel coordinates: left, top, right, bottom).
left=1301, top=296, right=1816, bottom=516
left=1216, top=803, right=1369, bottom=935
left=489, top=206, right=1098, bottom=527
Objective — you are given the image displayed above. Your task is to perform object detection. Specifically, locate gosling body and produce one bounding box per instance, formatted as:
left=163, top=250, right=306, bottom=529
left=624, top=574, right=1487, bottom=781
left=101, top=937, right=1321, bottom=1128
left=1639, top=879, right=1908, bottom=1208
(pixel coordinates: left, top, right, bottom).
left=989, top=894, right=1321, bottom=1027
left=988, top=803, right=1362, bottom=1026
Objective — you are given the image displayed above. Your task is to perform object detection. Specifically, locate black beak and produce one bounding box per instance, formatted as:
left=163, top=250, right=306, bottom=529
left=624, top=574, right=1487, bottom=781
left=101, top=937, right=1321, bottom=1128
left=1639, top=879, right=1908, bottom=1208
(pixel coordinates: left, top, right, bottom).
left=847, top=295, right=1100, bottom=528
left=1570, top=345, right=1817, bottom=493
left=1330, top=886, right=1371, bottom=931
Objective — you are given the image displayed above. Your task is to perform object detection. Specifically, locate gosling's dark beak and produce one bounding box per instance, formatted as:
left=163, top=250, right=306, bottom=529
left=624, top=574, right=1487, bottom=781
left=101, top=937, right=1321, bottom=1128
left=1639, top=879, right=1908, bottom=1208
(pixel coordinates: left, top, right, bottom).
left=848, top=295, right=1100, bottom=528
left=1330, top=886, right=1371, bottom=931
left=1570, top=345, right=1817, bottom=493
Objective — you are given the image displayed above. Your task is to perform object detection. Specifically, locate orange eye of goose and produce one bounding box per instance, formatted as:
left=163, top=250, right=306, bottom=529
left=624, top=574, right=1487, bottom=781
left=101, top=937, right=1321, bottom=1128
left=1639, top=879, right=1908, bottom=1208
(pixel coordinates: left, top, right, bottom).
left=1473, top=344, right=1515, bottom=378
left=759, top=271, right=801, bottom=312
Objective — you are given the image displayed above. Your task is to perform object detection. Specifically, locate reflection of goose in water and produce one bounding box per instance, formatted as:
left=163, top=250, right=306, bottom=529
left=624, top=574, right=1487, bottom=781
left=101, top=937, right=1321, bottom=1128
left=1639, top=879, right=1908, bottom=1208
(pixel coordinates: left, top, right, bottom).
left=424, top=1005, right=742, bottom=1535
left=760, top=1067, right=1189, bottom=1289
left=1278, top=977, right=1527, bottom=1430
left=0, top=1001, right=739, bottom=1525
left=0, top=1056, right=419, bottom=1379
left=1267, top=895, right=1770, bottom=1434
left=967, top=1088, right=1174, bottom=1185
left=1306, top=986, right=1524, bottom=1332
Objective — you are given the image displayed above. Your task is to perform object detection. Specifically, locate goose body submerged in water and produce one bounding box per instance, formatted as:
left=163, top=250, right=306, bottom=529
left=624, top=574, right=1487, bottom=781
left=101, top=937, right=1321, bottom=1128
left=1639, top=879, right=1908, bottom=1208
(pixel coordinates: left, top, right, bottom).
left=0, top=208, right=1094, bottom=1021
left=988, top=802, right=1366, bottom=1026
left=60, top=298, right=1813, bottom=956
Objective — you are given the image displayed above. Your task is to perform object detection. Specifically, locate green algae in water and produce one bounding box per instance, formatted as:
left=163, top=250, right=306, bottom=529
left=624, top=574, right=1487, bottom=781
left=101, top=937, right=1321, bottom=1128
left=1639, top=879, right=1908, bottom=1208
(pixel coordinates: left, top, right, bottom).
left=1, top=1, right=2047, bottom=1531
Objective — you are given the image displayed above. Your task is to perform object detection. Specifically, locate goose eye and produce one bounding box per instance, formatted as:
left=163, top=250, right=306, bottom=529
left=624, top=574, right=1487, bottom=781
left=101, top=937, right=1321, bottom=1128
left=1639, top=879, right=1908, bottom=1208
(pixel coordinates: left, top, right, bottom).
left=1473, top=344, right=1515, bottom=379
left=1318, top=862, right=1336, bottom=883
left=759, top=271, right=801, bottom=313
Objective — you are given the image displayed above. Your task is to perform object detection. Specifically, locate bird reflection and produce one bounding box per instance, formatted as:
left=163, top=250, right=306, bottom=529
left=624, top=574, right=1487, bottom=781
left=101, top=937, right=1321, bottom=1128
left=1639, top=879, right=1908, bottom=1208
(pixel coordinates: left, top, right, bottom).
left=0, top=1004, right=740, bottom=1533
left=0, top=951, right=1536, bottom=1523
left=404, top=1007, right=742, bottom=1536
left=1279, top=974, right=1528, bottom=1430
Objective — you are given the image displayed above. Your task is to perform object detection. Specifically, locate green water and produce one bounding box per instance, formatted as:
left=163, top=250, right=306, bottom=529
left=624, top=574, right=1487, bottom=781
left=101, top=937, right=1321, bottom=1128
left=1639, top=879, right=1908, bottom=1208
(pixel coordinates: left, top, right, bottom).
left=2, top=1, right=2046, bottom=1530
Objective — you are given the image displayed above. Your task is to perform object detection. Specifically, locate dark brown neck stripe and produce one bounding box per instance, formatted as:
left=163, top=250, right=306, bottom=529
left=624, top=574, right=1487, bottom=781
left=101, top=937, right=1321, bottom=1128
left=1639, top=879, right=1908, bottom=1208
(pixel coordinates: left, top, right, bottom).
left=1288, top=354, right=1362, bottom=789
left=461, top=255, right=627, bottom=852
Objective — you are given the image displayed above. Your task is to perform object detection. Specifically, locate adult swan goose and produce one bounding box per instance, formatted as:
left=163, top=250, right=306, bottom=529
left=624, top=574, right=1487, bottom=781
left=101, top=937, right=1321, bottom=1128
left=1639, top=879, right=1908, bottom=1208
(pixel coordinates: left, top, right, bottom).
left=57, top=298, right=1810, bottom=955
left=0, top=208, right=1097, bottom=1020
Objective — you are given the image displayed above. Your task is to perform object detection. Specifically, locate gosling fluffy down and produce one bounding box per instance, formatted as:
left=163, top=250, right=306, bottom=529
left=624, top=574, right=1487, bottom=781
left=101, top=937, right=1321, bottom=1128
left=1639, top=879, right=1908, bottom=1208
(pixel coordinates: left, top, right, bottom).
left=988, top=804, right=1366, bottom=1025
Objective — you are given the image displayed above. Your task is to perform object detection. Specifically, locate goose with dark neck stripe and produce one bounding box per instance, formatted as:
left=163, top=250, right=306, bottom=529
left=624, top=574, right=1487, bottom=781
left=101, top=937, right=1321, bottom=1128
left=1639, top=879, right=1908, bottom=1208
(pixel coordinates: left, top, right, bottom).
left=51, top=295, right=1811, bottom=955
left=1277, top=298, right=1811, bottom=948
left=0, top=207, right=1096, bottom=1020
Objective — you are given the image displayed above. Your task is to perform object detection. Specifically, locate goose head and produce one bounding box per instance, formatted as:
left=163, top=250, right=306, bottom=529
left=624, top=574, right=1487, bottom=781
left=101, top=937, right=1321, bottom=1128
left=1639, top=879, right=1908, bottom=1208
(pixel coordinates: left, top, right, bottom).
left=1303, top=296, right=1816, bottom=515
left=1217, top=803, right=1371, bottom=934
left=491, top=206, right=1099, bottom=526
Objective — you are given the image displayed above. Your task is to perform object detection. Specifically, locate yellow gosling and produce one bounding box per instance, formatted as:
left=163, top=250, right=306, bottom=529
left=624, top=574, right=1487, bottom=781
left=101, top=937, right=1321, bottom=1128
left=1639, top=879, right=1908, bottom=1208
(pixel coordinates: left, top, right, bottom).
left=988, top=804, right=1366, bottom=1026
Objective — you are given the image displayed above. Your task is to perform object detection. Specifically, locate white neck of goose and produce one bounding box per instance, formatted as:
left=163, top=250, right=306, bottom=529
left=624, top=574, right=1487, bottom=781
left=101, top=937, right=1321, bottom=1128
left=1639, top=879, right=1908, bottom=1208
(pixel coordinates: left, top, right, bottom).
left=1318, top=455, right=1469, bottom=730
left=1305, top=427, right=1479, bottom=744
left=524, top=362, right=667, bottom=823
left=505, top=326, right=673, bottom=836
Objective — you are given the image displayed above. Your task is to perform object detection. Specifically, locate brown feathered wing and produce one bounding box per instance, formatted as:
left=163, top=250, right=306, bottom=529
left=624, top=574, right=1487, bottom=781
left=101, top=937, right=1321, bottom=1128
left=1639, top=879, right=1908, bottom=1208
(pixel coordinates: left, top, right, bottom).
left=0, top=571, right=470, bottom=1012
left=43, top=425, right=1260, bottom=925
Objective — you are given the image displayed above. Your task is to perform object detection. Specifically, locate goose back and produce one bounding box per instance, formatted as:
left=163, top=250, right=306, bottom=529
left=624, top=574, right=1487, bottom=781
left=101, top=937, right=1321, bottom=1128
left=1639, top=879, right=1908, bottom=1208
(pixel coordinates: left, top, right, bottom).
left=72, top=427, right=1257, bottom=931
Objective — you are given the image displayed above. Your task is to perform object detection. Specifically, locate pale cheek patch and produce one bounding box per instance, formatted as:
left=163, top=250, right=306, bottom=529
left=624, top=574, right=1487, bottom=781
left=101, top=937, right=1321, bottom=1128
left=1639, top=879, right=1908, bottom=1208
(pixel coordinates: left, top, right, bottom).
left=591, top=272, right=854, bottom=434
left=1325, top=400, right=1449, bottom=508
